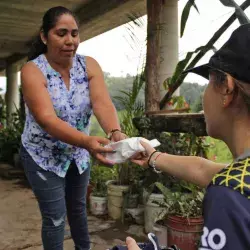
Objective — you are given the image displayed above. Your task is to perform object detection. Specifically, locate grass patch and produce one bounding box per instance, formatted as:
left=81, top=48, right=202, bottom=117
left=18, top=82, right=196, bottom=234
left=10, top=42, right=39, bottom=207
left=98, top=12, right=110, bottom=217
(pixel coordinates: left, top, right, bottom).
left=206, top=137, right=232, bottom=164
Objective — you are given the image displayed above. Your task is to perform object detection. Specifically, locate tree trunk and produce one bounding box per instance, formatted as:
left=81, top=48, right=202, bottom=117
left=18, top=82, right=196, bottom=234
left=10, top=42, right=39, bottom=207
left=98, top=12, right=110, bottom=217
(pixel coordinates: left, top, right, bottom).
left=145, top=0, right=163, bottom=112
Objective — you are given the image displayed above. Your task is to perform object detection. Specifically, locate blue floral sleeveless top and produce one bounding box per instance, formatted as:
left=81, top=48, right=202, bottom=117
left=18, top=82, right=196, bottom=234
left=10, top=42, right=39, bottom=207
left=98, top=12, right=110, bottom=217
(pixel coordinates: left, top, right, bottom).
left=21, top=54, right=92, bottom=177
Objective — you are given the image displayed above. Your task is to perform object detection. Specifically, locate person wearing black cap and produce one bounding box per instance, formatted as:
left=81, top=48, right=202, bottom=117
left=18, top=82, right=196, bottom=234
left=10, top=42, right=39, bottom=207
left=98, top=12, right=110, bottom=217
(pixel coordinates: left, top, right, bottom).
left=127, top=24, right=250, bottom=250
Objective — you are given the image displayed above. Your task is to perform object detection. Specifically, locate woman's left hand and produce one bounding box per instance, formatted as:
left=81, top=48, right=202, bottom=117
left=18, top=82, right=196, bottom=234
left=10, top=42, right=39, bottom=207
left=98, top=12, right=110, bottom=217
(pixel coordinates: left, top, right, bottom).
left=111, top=131, right=128, bottom=142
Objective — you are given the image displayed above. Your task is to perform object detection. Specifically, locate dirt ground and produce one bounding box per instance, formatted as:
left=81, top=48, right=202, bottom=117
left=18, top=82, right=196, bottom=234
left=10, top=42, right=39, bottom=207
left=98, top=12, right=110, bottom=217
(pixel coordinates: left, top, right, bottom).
left=0, top=179, right=146, bottom=250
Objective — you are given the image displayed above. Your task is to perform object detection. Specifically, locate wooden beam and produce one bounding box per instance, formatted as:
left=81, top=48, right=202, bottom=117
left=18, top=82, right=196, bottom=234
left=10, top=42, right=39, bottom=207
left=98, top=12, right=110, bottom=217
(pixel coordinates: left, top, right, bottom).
left=145, top=0, right=162, bottom=112
left=76, top=0, right=129, bottom=24
left=133, top=113, right=207, bottom=137
left=0, top=0, right=85, bottom=14
left=0, top=7, right=42, bottom=20
left=0, top=34, right=31, bottom=41
left=0, top=59, right=6, bottom=69
left=0, top=19, right=39, bottom=27
left=0, top=52, right=12, bottom=58
left=0, top=53, right=27, bottom=72
left=0, top=41, right=29, bottom=54
left=6, top=53, right=27, bottom=65
left=145, top=108, right=190, bottom=115
left=0, top=0, right=146, bottom=73
left=78, top=0, right=146, bottom=41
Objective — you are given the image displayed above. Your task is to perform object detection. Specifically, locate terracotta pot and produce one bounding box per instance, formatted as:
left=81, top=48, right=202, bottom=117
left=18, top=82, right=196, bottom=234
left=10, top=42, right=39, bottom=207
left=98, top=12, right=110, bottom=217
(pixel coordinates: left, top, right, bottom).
left=166, top=215, right=204, bottom=250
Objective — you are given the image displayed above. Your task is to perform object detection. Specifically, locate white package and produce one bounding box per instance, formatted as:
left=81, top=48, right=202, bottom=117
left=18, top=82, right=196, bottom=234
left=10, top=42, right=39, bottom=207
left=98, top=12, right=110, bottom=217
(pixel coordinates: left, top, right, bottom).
left=104, top=137, right=161, bottom=164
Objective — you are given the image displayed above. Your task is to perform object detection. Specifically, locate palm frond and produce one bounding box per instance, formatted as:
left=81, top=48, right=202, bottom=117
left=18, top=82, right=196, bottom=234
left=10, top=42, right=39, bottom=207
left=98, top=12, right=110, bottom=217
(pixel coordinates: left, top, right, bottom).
left=180, top=0, right=199, bottom=37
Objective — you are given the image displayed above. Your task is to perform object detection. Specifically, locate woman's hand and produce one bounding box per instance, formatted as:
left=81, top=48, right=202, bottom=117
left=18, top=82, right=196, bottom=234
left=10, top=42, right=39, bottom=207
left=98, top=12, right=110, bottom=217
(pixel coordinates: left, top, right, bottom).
left=111, top=130, right=128, bottom=142
left=131, top=141, right=156, bottom=168
left=84, top=136, right=115, bottom=166
left=126, top=237, right=141, bottom=250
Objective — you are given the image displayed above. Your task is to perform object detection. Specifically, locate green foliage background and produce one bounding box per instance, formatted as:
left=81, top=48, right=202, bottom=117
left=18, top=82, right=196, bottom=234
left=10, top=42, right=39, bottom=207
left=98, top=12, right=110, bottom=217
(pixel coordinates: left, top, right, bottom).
left=90, top=73, right=232, bottom=164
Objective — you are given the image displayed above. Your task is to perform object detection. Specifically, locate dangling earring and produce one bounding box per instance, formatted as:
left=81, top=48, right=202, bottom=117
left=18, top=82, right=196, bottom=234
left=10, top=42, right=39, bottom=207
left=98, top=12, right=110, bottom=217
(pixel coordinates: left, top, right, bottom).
left=223, top=99, right=226, bottom=106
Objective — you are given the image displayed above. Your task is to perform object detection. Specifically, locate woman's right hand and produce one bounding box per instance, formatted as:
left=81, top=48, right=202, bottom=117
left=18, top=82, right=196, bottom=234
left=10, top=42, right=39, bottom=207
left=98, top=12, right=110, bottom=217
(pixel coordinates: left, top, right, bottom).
left=84, top=136, right=115, bottom=166
left=131, top=141, right=156, bottom=168
left=126, top=237, right=141, bottom=250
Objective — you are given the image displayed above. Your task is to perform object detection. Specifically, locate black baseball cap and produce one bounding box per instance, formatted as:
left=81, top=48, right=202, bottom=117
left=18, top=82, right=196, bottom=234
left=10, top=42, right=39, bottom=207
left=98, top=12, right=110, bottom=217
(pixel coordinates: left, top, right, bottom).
left=184, top=24, right=250, bottom=83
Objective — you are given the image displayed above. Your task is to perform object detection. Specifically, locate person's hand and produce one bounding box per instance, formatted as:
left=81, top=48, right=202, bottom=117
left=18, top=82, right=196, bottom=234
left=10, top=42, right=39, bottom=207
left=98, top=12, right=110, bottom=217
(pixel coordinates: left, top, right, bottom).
left=131, top=141, right=156, bottom=168
left=126, top=237, right=141, bottom=250
left=111, top=130, right=128, bottom=142
left=84, top=136, right=115, bottom=166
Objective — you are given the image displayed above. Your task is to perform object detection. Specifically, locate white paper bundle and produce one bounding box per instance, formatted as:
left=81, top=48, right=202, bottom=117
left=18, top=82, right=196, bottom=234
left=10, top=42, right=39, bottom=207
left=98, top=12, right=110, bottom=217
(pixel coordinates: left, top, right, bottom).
left=104, top=137, right=161, bottom=164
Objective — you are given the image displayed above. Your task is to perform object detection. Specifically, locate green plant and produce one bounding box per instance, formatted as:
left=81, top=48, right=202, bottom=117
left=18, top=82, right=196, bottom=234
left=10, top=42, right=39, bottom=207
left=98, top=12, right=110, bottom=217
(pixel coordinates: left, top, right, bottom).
left=165, top=96, right=190, bottom=110
left=0, top=105, right=25, bottom=164
left=206, top=137, right=232, bottom=163
left=112, top=71, right=145, bottom=186
left=0, top=126, right=20, bottom=163
left=219, top=0, right=250, bottom=24
left=191, top=94, right=203, bottom=112
left=140, top=134, right=210, bottom=196
left=144, top=133, right=209, bottom=219
left=115, top=71, right=145, bottom=137
left=159, top=132, right=210, bottom=158
left=90, top=164, right=116, bottom=197
left=155, top=181, right=204, bottom=219
left=160, top=0, right=250, bottom=109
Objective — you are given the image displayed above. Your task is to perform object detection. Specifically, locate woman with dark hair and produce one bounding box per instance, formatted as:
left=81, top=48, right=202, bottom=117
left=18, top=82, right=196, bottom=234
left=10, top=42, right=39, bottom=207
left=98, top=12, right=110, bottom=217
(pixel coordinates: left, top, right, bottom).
left=20, top=6, right=126, bottom=250
left=127, top=24, right=250, bottom=250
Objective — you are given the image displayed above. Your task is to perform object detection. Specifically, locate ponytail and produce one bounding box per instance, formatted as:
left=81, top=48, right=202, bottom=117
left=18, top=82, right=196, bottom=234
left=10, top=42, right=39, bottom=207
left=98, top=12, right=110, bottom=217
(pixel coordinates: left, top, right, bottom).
left=28, top=33, right=47, bottom=61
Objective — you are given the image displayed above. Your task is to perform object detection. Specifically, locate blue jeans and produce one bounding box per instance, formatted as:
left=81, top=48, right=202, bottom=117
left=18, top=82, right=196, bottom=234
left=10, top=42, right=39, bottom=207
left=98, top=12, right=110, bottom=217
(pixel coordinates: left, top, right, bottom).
left=20, top=145, right=90, bottom=250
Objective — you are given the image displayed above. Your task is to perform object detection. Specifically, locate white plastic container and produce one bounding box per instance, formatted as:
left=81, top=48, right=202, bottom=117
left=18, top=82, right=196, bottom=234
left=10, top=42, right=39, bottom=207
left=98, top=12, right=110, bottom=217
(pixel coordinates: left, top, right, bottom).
left=90, top=195, right=108, bottom=215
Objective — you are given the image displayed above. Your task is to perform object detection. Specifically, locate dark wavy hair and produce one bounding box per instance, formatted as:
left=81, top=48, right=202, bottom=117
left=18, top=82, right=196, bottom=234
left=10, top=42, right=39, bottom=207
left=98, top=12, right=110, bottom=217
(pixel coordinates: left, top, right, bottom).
left=28, top=6, right=79, bottom=61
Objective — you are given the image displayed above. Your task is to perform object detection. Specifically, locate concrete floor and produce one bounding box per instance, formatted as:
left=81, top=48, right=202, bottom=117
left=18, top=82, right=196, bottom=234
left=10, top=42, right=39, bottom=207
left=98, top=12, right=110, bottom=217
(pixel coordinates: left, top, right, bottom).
left=0, top=179, right=146, bottom=250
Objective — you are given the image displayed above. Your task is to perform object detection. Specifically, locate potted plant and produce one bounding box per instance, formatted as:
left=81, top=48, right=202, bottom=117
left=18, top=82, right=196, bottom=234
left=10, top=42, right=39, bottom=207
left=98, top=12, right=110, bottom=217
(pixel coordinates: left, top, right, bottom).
left=144, top=132, right=209, bottom=248
left=106, top=167, right=130, bottom=220
left=141, top=132, right=207, bottom=233
left=155, top=182, right=204, bottom=250
left=143, top=181, right=167, bottom=233
left=125, top=179, right=140, bottom=209
left=107, top=162, right=144, bottom=220
left=121, top=167, right=147, bottom=224
left=90, top=164, right=115, bottom=216
left=0, top=106, right=24, bottom=167
left=107, top=71, right=145, bottom=220
left=90, top=183, right=108, bottom=216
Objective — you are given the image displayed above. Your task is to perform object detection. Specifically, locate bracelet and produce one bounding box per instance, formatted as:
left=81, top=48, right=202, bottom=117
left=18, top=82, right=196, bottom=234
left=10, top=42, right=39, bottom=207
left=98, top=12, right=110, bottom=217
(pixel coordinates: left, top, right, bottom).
left=107, top=129, right=121, bottom=140
left=147, top=150, right=159, bottom=167
left=151, top=152, right=163, bottom=174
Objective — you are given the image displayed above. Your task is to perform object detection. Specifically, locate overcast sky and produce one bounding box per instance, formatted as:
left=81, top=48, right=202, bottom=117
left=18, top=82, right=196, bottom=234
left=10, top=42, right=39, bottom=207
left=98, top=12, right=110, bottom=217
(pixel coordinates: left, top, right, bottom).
left=77, top=0, right=247, bottom=85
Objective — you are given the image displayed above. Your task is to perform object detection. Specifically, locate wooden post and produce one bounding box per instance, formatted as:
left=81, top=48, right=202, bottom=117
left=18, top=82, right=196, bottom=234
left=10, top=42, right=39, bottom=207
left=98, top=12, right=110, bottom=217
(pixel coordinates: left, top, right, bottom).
left=145, top=0, right=163, bottom=112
